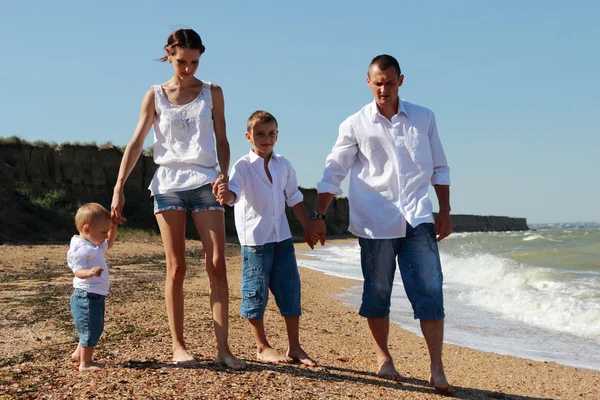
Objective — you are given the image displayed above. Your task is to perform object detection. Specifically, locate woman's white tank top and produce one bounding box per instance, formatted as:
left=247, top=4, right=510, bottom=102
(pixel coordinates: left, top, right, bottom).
left=148, top=81, right=220, bottom=195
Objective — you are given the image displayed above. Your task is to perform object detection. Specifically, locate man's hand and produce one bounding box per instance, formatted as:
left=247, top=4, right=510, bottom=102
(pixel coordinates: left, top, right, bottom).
left=435, top=211, right=452, bottom=242
left=307, top=219, right=326, bottom=247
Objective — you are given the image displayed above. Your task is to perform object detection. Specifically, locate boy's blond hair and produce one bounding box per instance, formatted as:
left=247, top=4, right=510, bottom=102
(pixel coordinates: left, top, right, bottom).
left=75, top=203, right=111, bottom=231
left=247, top=110, right=278, bottom=133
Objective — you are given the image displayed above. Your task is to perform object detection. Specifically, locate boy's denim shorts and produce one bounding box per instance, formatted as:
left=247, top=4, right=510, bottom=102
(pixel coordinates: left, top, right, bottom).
left=153, top=184, right=224, bottom=214
left=240, top=239, right=301, bottom=319
left=70, top=288, right=106, bottom=347
left=358, top=222, right=445, bottom=320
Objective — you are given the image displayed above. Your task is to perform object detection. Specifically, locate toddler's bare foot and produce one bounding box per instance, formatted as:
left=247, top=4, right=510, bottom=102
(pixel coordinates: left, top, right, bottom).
left=172, top=347, right=195, bottom=364
left=79, top=362, right=104, bottom=372
left=257, top=347, right=292, bottom=364
left=377, top=359, right=402, bottom=382
left=287, top=348, right=317, bottom=367
left=217, top=351, right=246, bottom=370
left=70, top=350, right=80, bottom=363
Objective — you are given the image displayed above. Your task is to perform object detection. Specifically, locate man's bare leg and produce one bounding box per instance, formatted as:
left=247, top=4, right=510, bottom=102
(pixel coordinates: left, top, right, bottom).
left=421, top=319, right=454, bottom=394
left=368, top=316, right=401, bottom=381
left=248, top=319, right=291, bottom=363
left=284, top=316, right=317, bottom=367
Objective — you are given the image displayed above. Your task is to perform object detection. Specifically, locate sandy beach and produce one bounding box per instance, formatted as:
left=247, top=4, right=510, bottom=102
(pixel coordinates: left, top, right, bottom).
left=0, top=237, right=598, bottom=399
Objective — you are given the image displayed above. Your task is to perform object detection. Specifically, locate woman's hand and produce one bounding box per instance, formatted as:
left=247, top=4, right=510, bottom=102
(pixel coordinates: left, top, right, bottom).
left=111, top=188, right=125, bottom=223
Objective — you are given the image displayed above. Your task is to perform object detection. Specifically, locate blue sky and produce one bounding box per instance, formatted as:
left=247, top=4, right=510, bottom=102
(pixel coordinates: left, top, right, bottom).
left=1, top=1, right=598, bottom=224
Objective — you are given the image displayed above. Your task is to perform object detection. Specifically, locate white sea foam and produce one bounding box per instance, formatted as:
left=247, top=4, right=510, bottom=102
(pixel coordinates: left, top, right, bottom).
left=296, top=231, right=600, bottom=369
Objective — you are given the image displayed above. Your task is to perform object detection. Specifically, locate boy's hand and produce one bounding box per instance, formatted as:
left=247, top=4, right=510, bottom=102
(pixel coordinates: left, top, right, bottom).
left=214, top=183, right=234, bottom=205
left=89, top=267, right=104, bottom=277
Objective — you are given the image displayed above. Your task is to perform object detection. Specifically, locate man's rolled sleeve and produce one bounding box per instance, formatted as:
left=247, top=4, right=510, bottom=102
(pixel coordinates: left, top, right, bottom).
left=428, top=112, right=451, bottom=186
left=317, top=120, right=358, bottom=195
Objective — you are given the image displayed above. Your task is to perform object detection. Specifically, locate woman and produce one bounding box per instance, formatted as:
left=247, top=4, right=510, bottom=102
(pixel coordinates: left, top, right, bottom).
left=111, top=29, right=245, bottom=370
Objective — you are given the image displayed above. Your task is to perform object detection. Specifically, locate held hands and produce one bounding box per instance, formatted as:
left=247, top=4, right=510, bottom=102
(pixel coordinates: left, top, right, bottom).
left=89, top=267, right=104, bottom=278
left=306, top=219, right=326, bottom=249
left=435, top=211, right=452, bottom=242
left=111, top=188, right=125, bottom=223
left=212, top=181, right=234, bottom=205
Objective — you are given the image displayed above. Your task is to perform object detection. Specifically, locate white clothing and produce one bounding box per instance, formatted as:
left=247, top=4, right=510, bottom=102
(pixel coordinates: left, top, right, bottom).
left=67, top=236, right=110, bottom=296
left=228, top=151, right=304, bottom=246
left=148, top=82, right=220, bottom=195
left=317, top=100, right=450, bottom=239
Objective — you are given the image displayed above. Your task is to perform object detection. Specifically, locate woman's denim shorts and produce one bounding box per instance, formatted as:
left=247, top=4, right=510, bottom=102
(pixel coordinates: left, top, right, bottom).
left=70, top=288, right=106, bottom=347
left=153, top=184, right=224, bottom=214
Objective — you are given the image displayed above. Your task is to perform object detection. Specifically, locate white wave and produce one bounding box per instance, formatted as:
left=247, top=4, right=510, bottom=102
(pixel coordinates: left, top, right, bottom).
left=442, top=252, right=600, bottom=339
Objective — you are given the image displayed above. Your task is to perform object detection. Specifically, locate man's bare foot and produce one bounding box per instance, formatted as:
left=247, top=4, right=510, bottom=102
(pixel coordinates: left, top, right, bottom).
left=287, top=348, right=317, bottom=367
left=172, top=347, right=195, bottom=364
left=79, top=362, right=104, bottom=372
left=429, top=371, right=455, bottom=394
left=376, top=359, right=402, bottom=382
left=217, top=351, right=247, bottom=370
left=256, top=347, right=292, bottom=364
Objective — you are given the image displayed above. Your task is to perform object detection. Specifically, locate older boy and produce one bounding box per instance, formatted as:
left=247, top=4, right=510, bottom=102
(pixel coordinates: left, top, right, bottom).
left=215, top=111, right=316, bottom=366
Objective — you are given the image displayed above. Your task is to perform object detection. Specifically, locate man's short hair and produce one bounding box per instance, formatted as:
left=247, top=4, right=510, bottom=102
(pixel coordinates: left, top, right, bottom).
left=75, top=203, right=111, bottom=231
left=368, top=54, right=402, bottom=77
left=247, top=110, right=278, bottom=133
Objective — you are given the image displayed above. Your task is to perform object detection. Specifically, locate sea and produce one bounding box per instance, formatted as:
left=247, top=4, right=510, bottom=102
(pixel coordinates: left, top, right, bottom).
left=296, top=228, right=600, bottom=371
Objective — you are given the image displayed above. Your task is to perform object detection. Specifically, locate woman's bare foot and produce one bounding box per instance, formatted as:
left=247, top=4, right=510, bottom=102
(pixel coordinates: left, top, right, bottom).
left=172, top=346, right=195, bottom=363
left=79, top=362, right=104, bottom=372
left=376, top=359, right=402, bottom=382
left=217, top=351, right=247, bottom=370
left=429, top=371, right=455, bottom=394
left=287, top=348, right=317, bottom=367
left=256, top=347, right=292, bottom=364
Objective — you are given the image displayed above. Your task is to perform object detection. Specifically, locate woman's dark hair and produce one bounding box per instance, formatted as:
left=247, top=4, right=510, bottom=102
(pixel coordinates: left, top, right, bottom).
left=159, top=29, right=205, bottom=62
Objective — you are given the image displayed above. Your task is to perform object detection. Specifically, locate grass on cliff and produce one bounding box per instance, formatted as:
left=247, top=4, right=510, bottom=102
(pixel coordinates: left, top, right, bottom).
left=0, top=136, right=127, bottom=151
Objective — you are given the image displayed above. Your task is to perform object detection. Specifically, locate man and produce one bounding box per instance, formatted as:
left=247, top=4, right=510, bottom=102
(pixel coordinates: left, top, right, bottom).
left=308, top=54, right=453, bottom=393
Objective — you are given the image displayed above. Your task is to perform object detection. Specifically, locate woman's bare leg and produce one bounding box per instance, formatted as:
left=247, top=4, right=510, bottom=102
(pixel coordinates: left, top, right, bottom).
left=193, top=210, right=246, bottom=370
left=156, top=210, right=194, bottom=363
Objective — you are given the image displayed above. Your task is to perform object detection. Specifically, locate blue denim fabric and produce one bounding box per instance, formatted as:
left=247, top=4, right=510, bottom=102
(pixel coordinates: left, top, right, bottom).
left=153, top=183, right=224, bottom=214
left=240, top=239, right=301, bottom=319
left=358, top=222, right=445, bottom=320
left=70, top=288, right=106, bottom=347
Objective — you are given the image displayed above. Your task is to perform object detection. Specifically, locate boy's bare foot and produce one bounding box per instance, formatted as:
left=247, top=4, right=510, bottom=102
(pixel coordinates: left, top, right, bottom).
left=257, top=347, right=292, bottom=364
left=429, top=370, right=455, bottom=394
left=79, top=362, right=104, bottom=372
left=287, top=348, right=317, bottom=367
left=172, top=347, right=195, bottom=363
left=377, top=359, right=402, bottom=382
left=217, top=351, right=247, bottom=370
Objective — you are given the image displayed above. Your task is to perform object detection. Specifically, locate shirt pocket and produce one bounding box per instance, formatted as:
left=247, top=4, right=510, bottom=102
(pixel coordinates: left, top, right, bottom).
left=404, top=132, right=432, bottom=161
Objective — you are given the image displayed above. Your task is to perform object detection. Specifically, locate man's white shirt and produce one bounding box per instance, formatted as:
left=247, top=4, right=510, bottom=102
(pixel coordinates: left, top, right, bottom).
left=228, top=151, right=304, bottom=246
left=317, top=100, right=450, bottom=239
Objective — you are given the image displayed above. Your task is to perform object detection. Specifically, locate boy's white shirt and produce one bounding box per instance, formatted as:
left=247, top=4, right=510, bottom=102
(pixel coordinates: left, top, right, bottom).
left=228, top=151, right=303, bottom=246
left=67, top=235, right=110, bottom=295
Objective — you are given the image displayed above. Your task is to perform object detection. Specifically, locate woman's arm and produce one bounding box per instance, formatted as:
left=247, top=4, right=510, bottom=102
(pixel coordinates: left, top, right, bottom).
left=111, top=88, right=156, bottom=220
left=211, top=84, right=230, bottom=187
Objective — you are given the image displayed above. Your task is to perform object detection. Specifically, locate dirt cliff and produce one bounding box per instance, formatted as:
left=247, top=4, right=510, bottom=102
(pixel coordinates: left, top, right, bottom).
left=0, top=142, right=527, bottom=242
